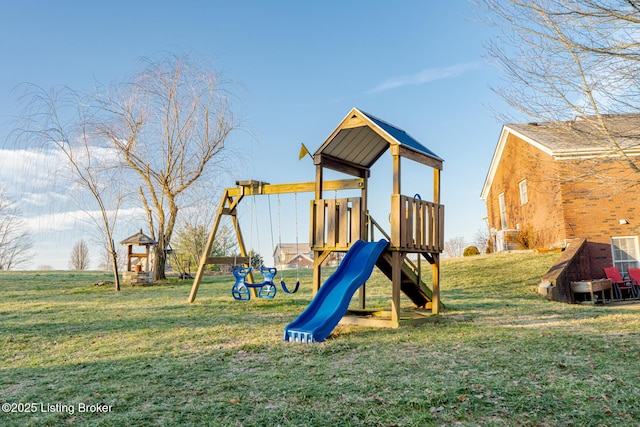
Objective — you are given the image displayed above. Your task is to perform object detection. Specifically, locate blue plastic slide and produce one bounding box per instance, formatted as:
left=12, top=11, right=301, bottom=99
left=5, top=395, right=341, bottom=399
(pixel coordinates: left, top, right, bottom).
left=283, top=239, right=389, bottom=343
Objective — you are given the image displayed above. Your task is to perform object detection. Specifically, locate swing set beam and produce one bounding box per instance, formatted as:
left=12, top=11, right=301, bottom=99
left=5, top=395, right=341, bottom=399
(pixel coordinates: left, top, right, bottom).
left=232, top=179, right=363, bottom=196
left=187, top=178, right=364, bottom=303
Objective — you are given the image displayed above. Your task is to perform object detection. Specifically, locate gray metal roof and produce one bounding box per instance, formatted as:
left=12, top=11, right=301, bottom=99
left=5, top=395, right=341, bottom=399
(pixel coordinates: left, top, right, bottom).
left=314, top=108, right=443, bottom=176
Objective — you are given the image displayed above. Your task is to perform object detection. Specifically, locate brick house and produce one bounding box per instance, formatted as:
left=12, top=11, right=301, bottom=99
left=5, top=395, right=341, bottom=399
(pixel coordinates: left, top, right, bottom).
left=273, top=243, right=345, bottom=269
left=273, top=243, right=312, bottom=269
left=481, top=114, right=640, bottom=279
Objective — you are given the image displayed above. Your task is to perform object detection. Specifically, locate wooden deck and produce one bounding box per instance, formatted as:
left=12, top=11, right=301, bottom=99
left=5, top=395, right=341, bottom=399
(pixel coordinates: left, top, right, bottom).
left=341, top=308, right=438, bottom=328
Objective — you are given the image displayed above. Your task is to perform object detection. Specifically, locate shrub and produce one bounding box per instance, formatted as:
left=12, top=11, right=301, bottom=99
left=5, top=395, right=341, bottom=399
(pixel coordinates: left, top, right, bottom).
left=516, top=224, right=540, bottom=249
left=463, top=245, right=481, bottom=257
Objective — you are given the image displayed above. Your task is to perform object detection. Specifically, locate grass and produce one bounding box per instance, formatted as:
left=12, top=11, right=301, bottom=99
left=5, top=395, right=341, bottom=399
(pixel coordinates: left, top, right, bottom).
left=1, top=252, right=639, bottom=426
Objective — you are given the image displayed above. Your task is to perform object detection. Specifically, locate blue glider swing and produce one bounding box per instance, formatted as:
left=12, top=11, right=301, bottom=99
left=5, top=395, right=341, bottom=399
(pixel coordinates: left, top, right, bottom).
left=230, top=193, right=300, bottom=301
left=231, top=266, right=277, bottom=301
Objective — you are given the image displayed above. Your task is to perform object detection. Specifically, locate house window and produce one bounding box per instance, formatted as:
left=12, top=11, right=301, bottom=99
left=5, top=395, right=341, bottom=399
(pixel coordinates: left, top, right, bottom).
left=498, top=193, right=507, bottom=229
left=519, top=180, right=528, bottom=205
left=611, top=236, right=640, bottom=273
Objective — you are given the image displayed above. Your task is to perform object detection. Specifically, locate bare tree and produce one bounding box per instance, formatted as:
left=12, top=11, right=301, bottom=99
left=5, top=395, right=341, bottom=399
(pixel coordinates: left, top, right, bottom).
left=477, top=0, right=640, bottom=186
left=472, top=222, right=490, bottom=254
left=444, top=236, right=467, bottom=259
left=68, top=239, right=90, bottom=270
left=15, top=86, right=122, bottom=290
left=94, top=54, right=240, bottom=280
left=0, top=186, right=34, bottom=270
left=13, top=53, right=240, bottom=282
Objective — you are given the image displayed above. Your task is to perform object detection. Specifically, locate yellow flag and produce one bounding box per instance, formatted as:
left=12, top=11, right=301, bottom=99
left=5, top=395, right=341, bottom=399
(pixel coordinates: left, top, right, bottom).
left=298, top=143, right=311, bottom=161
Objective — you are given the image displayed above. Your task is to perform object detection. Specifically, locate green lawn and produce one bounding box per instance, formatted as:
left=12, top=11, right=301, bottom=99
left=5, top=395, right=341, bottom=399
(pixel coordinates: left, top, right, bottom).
left=1, top=252, right=639, bottom=426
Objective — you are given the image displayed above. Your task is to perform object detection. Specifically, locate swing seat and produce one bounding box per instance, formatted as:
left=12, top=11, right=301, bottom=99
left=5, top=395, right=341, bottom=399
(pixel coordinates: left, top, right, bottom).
left=232, top=282, right=251, bottom=300
left=258, top=282, right=277, bottom=298
left=260, top=266, right=277, bottom=282
left=231, top=265, right=280, bottom=300
left=231, top=266, right=252, bottom=301
left=281, top=279, right=300, bottom=294
left=257, top=267, right=277, bottom=299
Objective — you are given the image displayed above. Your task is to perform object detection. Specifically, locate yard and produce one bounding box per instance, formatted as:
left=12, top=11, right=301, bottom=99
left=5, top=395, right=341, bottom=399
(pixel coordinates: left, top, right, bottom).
left=1, top=251, right=639, bottom=426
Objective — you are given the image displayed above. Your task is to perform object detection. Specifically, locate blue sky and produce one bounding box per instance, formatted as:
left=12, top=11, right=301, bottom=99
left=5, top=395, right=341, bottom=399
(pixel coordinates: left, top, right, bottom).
left=0, top=1, right=507, bottom=269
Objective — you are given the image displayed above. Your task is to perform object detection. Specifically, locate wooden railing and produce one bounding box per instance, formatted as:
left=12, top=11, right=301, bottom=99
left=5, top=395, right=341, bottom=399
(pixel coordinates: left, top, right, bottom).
left=311, top=195, right=444, bottom=253
left=391, top=195, right=444, bottom=252
left=310, top=198, right=362, bottom=251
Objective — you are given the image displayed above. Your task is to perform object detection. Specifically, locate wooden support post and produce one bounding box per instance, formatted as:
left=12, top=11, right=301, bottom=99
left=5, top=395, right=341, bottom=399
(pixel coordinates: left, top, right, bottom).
left=358, top=283, right=366, bottom=310
left=431, top=253, right=440, bottom=315
left=434, top=168, right=440, bottom=204
left=361, top=176, right=368, bottom=241
left=390, top=151, right=402, bottom=249
left=312, top=250, right=331, bottom=296
left=188, top=189, right=232, bottom=303
left=392, top=151, right=401, bottom=195
left=313, top=251, right=322, bottom=296
left=358, top=176, right=368, bottom=309
left=315, top=164, right=323, bottom=200
left=312, top=164, right=324, bottom=296
left=432, top=166, right=443, bottom=312
left=391, top=250, right=402, bottom=328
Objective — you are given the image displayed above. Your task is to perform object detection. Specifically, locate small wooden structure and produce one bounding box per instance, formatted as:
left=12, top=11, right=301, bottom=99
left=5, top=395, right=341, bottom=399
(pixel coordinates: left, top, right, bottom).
left=189, top=107, right=445, bottom=329
left=120, top=229, right=157, bottom=285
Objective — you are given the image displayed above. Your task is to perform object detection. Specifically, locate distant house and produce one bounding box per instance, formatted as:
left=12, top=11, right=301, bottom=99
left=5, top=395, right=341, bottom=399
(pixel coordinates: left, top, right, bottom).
left=481, top=114, right=640, bottom=279
left=273, top=243, right=343, bottom=269
left=273, top=243, right=313, bottom=269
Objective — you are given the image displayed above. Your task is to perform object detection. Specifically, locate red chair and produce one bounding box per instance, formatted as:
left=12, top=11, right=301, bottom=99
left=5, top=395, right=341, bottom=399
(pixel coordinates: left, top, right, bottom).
left=604, top=266, right=638, bottom=300
left=624, top=268, right=640, bottom=299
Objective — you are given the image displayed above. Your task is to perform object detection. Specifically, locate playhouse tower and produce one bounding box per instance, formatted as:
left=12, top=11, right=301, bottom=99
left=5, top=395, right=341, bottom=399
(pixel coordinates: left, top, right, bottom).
left=310, top=108, right=444, bottom=327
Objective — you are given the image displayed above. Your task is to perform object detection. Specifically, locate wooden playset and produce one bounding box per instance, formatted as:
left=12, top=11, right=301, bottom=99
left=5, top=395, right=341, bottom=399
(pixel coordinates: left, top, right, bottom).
left=188, top=107, right=445, bottom=329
